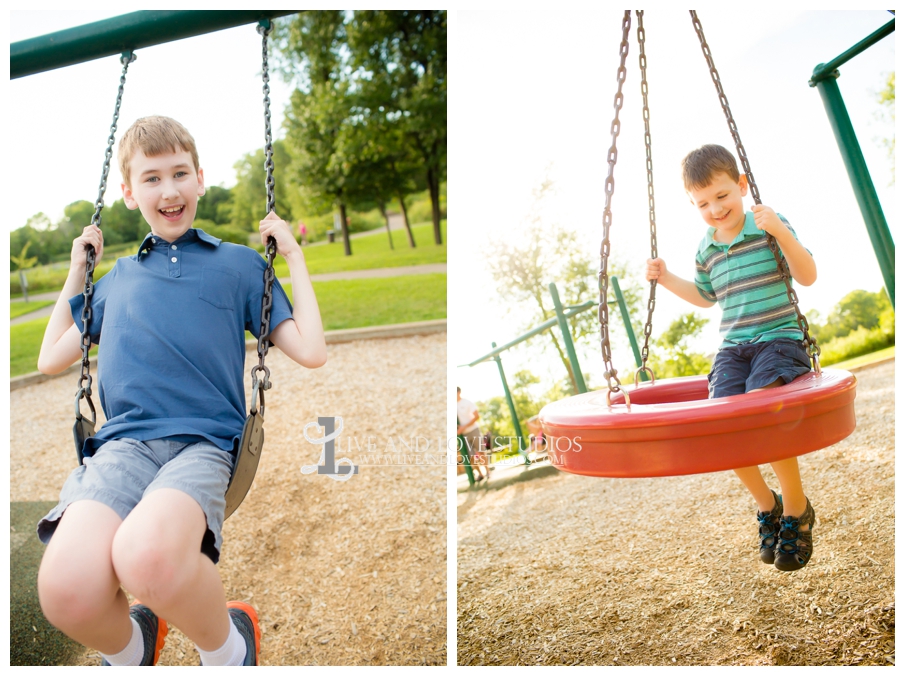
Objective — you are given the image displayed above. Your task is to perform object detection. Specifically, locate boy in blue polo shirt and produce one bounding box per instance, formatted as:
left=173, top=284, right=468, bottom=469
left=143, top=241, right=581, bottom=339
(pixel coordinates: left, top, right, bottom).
left=36, top=116, right=327, bottom=665
left=645, top=144, right=817, bottom=572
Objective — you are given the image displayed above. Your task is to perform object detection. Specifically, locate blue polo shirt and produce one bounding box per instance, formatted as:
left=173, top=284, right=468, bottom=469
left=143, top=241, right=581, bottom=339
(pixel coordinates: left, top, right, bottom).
left=70, top=228, right=294, bottom=457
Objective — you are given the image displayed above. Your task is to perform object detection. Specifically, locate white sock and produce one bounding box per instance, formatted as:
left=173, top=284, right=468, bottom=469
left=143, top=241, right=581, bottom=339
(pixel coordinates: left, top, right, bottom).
left=198, top=618, right=247, bottom=666
left=100, top=617, right=145, bottom=666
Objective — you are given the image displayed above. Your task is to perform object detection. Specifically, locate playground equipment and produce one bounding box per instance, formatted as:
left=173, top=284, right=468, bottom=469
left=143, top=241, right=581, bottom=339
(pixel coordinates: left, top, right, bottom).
left=460, top=278, right=641, bottom=486
left=539, top=11, right=879, bottom=477
left=12, top=11, right=297, bottom=518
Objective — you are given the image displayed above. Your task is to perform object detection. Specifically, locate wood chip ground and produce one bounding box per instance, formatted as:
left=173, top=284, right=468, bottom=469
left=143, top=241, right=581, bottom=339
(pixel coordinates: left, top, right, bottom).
left=457, top=361, right=894, bottom=666
left=12, top=334, right=447, bottom=666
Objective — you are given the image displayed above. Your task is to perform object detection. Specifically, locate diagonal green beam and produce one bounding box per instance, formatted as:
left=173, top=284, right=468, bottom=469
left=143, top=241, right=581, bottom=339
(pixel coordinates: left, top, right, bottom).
left=11, top=10, right=300, bottom=79
left=464, top=300, right=597, bottom=367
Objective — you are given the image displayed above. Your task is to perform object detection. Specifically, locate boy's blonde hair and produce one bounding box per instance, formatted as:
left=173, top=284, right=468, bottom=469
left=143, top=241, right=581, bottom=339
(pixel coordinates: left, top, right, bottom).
left=681, top=144, right=740, bottom=191
left=118, top=116, right=199, bottom=187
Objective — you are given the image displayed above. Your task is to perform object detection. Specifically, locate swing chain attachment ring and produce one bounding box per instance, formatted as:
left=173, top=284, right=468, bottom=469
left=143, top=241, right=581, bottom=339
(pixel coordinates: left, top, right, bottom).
left=689, top=11, right=821, bottom=373
left=598, top=10, right=632, bottom=395
left=74, top=386, right=97, bottom=426
left=605, top=385, right=632, bottom=412
left=634, top=366, right=656, bottom=388
left=249, top=364, right=271, bottom=417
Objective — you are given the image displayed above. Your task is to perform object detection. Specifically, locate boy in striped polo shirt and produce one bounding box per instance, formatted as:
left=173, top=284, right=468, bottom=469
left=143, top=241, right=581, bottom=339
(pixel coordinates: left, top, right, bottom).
left=645, top=144, right=817, bottom=572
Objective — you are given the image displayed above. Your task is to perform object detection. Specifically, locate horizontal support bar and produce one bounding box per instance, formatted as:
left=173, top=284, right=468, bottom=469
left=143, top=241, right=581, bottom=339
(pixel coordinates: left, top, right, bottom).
left=809, top=18, right=895, bottom=85
left=12, top=10, right=300, bottom=79
left=465, top=300, right=597, bottom=367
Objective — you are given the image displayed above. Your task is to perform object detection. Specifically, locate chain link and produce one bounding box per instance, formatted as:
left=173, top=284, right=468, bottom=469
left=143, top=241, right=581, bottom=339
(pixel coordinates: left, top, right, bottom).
left=598, top=11, right=632, bottom=394
left=78, top=52, right=136, bottom=399
left=689, top=11, right=820, bottom=370
left=635, top=10, right=658, bottom=376
left=251, top=20, right=278, bottom=414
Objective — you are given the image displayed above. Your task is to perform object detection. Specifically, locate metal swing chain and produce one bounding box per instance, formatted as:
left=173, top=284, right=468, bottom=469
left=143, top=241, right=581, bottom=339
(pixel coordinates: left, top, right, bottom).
left=598, top=10, right=632, bottom=396
left=689, top=11, right=820, bottom=372
left=77, top=51, right=136, bottom=406
left=251, top=19, right=278, bottom=416
left=635, top=10, right=658, bottom=384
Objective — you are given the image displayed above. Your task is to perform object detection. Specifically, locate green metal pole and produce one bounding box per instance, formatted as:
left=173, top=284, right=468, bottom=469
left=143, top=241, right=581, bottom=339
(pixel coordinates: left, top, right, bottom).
left=492, top=342, right=530, bottom=466
left=457, top=428, right=475, bottom=487
left=465, top=300, right=596, bottom=367
left=810, top=73, right=895, bottom=308
left=809, top=19, right=895, bottom=83
left=548, top=283, right=587, bottom=394
left=610, top=276, right=649, bottom=381
left=11, top=10, right=299, bottom=79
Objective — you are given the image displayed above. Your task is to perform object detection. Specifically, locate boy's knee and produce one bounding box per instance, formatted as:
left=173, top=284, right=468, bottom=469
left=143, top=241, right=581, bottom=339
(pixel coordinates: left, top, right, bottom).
left=38, top=557, right=108, bottom=631
left=111, top=524, right=194, bottom=606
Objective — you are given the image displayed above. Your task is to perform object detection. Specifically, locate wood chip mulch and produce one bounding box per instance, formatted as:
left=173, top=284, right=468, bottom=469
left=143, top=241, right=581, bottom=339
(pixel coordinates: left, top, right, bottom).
left=457, top=361, right=894, bottom=666
left=12, top=333, right=447, bottom=666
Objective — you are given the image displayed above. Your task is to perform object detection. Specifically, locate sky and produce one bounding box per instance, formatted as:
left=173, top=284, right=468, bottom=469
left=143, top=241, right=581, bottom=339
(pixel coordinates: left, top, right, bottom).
left=448, top=9, right=896, bottom=405
left=8, top=10, right=296, bottom=234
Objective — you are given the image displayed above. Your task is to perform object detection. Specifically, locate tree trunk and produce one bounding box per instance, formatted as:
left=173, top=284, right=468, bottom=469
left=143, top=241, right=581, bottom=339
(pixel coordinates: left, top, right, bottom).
left=19, top=269, right=28, bottom=303
left=339, top=202, right=352, bottom=256
left=427, top=166, right=442, bottom=245
left=397, top=193, right=416, bottom=248
left=379, top=202, right=394, bottom=250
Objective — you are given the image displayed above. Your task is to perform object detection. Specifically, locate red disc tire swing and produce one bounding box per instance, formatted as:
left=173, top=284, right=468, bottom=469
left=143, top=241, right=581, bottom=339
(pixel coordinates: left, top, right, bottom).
left=538, top=11, right=857, bottom=479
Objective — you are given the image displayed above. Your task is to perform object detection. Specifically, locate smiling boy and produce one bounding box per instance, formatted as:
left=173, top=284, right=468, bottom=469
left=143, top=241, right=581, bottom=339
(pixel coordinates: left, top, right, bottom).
left=645, top=144, right=818, bottom=572
left=36, top=116, right=326, bottom=665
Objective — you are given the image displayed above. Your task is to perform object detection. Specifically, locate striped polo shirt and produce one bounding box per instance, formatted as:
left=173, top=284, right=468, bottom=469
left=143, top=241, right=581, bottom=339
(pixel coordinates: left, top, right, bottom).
left=694, top=211, right=807, bottom=348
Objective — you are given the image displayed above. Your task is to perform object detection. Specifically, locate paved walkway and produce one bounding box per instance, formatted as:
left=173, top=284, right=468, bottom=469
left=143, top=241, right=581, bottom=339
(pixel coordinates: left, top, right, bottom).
left=11, top=263, right=447, bottom=325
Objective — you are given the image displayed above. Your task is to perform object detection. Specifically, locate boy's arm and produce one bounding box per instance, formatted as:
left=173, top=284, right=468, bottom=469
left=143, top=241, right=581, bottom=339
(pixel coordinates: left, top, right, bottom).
left=752, top=205, right=817, bottom=286
left=645, top=258, right=716, bottom=309
left=259, top=212, right=328, bottom=368
left=38, top=225, right=104, bottom=375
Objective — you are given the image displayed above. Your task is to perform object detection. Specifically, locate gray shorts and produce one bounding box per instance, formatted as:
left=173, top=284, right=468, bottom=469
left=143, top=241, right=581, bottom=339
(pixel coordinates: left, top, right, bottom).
left=37, top=438, right=235, bottom=564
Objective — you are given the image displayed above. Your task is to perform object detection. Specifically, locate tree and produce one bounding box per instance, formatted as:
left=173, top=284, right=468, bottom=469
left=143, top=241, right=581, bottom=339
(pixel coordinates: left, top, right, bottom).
left=485, top=176, right=642, bottom=393
left=878, top=72, right=894, bottom=182
left=813, top=288, right=892, bottom=343
left=646, top=312, right=712, bottom=378
left=347, top=11, right=446, bottom=245
left=228, top=142, right=295, bottom=233
left=11, top=242, right=38, bottom=302
left=195, top=185, right=234, bottom=225
left=282, top=11, right=356, bottom=256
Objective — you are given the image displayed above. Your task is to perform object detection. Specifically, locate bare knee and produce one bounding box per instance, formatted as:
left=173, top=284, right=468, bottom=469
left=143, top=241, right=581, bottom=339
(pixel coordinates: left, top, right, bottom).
left=111, top=526, right=193, bottom=607
left=38, top=551, right=113, bottom=632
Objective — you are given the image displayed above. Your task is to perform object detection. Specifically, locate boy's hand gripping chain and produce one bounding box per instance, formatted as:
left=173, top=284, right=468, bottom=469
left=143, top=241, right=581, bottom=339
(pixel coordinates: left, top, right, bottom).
left=689, top=11, right=821, bottom=374
left=74, top=51, right=136, bottom=463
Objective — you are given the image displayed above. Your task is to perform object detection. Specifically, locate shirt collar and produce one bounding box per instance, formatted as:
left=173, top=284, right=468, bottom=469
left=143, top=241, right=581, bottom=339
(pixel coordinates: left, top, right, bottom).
left=137, top=228, right=221, bottom=259
left=705, top=211, right=760, bottom=248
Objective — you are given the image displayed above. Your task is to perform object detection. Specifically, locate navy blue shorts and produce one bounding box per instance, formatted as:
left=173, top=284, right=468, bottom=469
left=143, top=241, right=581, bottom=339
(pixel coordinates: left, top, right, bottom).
left=708, top=339, right=812, bottom=399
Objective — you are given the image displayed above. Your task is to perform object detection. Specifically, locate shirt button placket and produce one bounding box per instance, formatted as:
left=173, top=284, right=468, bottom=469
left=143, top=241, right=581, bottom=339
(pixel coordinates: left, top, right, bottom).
left=169, top=244, right=181, bottom=278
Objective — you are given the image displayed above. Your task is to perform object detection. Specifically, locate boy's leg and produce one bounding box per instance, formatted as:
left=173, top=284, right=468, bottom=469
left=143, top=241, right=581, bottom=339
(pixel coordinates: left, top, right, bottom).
left=37, top=500, right=132, bottom=654
left=769, top=457, right=809, bottom=531
left=111, top=487, right=232, bottom=651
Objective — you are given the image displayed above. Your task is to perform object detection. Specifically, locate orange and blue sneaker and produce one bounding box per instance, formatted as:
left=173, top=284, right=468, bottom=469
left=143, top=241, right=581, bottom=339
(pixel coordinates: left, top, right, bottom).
left=101, top=600, right=168, bottom=666
left=227, top=601, right=262, bottom=666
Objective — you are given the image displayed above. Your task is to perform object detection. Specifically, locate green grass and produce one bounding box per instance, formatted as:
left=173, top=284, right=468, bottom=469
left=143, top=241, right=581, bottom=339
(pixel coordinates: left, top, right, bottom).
left=275, top=220, right=447, bottom=277
left=10, top=274, right=446, bottom=377
left=11, top=317, right=50, bottom=378
left=11, top=221, right=446, bottom=298
left=826, top=345, right=894, bottom=371
left=302, top=273, right=446, bottom=330
left=11, top=300, right=54, bottom=319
